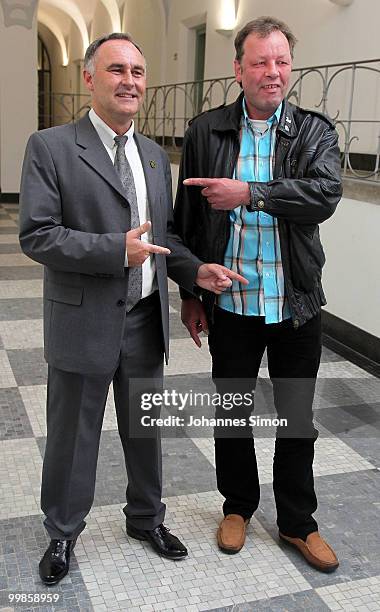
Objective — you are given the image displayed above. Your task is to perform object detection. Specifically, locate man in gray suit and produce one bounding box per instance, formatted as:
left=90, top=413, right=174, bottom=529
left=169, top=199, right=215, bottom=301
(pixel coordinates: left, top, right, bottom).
left=19, top=33, right=246, bottom=585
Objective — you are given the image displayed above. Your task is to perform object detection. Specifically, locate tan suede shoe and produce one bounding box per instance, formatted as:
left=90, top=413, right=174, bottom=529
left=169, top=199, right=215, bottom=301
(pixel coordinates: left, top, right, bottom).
left=217, top=514, right=250, bottom=554
left=279, top=531, right=339, bottom=572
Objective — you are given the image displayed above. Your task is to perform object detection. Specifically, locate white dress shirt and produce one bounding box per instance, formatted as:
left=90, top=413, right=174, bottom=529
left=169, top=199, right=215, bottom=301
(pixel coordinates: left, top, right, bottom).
left=89, top=108, right=156, bottom=297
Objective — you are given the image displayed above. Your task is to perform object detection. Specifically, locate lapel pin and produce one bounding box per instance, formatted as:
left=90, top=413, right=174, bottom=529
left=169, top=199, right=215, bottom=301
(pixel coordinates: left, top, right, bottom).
left=149, top=160, right=157, bottom=168
left=285, top=125, right=290, bottom=131
left=286, top=116, right=291, bottom=123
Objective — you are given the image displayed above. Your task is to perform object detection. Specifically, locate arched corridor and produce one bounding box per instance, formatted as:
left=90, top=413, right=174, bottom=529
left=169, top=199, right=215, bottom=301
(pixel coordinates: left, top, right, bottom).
left=0, top=1, right=379, bottom=610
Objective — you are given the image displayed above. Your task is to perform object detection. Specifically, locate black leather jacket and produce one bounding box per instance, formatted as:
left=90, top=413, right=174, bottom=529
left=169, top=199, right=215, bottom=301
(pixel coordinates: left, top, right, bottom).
left=174, top=93, right=342, bottom=329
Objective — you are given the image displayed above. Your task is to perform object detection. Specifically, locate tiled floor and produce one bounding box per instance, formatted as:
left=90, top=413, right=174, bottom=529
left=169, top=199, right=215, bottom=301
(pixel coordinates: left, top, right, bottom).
left=0, top=200, right=379, bottom=611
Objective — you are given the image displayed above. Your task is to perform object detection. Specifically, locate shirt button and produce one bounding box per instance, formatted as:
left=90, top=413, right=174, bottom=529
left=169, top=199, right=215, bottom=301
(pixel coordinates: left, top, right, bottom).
left=257, top=200, right=265, bottom=209
left=117, top=299, right=126, bottom=307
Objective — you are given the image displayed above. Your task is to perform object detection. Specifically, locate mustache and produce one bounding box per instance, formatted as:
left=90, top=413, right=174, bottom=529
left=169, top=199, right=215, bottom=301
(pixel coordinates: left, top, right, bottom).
left=115, top=89, right=136, bottom=95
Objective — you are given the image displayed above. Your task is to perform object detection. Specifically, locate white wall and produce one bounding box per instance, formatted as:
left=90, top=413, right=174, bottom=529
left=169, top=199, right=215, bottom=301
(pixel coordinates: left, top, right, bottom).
left=123, top=0, right=165, bottom=86
left=0, top=16, right=38, bottom=193
left=213, top=0, right=380, bottom=76
left=320, top=196, right=380, bottom=338
left=166, top=0, right=221, bottom=84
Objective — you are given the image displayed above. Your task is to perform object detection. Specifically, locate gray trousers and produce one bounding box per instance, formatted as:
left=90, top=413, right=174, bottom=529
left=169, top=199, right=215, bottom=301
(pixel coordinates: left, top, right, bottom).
left=41, top=292, right=165, bottom=540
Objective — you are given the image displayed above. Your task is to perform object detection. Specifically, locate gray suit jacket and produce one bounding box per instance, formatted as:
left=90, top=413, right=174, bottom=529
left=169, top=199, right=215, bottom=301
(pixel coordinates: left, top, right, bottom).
left=19, top=114, right=201, bottom=375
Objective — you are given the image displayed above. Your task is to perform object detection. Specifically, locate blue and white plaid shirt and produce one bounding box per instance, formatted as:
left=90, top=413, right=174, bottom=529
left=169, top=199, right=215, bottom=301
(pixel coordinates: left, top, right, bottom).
left=218, top=99, right=291, bottom=323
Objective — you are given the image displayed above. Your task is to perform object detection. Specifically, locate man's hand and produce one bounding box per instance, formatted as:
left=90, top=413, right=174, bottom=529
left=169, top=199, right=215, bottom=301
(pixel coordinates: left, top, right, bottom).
left=126, top=221, right=170, bottom=266
left=196, top=263, right=248, bottom=294
left=183, top=177, right=250, bottom=210
left=181, top=298, right=208, bottom=347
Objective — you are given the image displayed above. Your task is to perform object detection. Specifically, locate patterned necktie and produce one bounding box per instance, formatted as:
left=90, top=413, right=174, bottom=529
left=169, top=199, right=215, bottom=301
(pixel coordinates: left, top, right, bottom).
left=114, top=135, right=142, bottom=311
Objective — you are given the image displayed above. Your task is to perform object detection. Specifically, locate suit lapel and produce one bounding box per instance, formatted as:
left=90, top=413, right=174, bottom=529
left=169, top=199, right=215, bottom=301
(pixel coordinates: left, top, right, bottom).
left=75, top=113, right=128, bottom=202
left=134, top=133, right=160, bottom=233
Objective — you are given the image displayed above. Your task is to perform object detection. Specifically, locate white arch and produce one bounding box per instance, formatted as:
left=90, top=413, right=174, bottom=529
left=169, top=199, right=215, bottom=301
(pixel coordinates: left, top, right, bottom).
left=99, top=0, right=121, bottom=32
left=41, top=0, right=89, bottom=55
left=123, top=0, right=166, bottom=32
left=38, top=9, right=69, bottom=65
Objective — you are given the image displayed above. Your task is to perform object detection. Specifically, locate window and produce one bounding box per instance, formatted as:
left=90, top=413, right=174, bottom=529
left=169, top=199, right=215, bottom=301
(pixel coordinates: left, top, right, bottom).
left=38, top=36, right=52, bottom=129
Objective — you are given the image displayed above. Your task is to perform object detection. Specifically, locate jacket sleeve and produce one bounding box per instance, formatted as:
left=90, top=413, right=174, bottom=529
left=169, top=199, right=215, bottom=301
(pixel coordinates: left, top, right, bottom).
left=247, top=125, right=342, bottom=224
left=173, top=128, right=204, bottom=299
left=161, top=149, right=202, bottom=292
left=19, top=132, right=126, bottom=277
left=173, top=128, right=204, bottom=251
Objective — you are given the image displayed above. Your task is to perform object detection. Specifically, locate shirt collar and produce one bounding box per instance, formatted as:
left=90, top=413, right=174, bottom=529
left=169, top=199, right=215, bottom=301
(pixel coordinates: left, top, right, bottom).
left=242, top=97, right=282, bottom=129
left=88, top=108, right=135, bottom=149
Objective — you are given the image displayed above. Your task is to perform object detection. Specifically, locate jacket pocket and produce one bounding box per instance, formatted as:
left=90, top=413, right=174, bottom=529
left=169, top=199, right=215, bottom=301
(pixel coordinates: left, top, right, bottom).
left=45, top=281, right=83, bottom=306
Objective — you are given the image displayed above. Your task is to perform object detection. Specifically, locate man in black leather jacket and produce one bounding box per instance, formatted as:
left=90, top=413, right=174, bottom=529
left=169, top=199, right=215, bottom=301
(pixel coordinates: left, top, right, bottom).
left=174, top=17, right=342, bottom=572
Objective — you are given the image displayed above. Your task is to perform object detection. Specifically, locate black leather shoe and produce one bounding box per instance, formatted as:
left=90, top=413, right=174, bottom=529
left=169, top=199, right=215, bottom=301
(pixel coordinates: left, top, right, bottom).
left=126, top=521, right=188, bottom=560
left=39, top=539, right=77, bottom=585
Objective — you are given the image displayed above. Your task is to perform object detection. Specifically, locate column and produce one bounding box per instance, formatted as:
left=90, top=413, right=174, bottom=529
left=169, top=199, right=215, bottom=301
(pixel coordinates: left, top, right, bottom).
left=0, top=0, right=38, bottom=198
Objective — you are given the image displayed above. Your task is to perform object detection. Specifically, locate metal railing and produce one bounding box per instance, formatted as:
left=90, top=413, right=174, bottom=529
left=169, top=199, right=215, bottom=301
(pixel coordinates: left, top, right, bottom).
left=40, top=58, right=380, bottom=182
left=38, top=93, right=91, bottom=128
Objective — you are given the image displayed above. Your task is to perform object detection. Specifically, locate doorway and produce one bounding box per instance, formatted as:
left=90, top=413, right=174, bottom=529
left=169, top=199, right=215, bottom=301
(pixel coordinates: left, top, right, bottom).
left=194, top=25, right=206, bottom=114
left=38, top=36, right=52, bottom=129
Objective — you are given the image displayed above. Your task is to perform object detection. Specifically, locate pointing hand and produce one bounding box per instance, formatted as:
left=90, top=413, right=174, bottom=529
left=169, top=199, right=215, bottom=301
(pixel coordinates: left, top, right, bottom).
left=183, top=177, right=250, bottom=210
left=126, top=221, right=170, bottom=266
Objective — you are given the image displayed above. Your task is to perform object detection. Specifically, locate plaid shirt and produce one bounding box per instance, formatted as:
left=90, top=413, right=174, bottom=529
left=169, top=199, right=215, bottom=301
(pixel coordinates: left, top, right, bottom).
left=218, top=99, right=291, bottom=323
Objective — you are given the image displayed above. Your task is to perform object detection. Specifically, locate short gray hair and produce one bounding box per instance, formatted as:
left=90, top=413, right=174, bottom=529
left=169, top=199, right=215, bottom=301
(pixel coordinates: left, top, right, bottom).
left=234, top=16, right=297, bottom=62
left=84, top=33, right=145, bottom=75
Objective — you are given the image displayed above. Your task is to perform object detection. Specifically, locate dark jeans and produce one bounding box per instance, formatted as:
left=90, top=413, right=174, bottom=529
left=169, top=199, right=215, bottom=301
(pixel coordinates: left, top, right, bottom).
left=208, top=306, right=321, bottom=539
